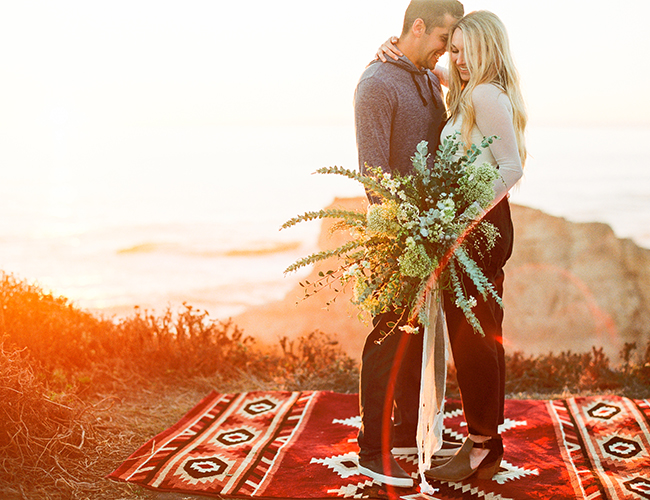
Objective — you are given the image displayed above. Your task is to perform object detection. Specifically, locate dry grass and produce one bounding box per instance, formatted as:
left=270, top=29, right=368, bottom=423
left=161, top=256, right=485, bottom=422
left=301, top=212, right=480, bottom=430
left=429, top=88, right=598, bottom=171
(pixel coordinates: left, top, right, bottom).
left=0, top=344, right=130, bottom=499
left=0, top=271, right=648, bottom=499
left=0, top=272, right=359, bottom=499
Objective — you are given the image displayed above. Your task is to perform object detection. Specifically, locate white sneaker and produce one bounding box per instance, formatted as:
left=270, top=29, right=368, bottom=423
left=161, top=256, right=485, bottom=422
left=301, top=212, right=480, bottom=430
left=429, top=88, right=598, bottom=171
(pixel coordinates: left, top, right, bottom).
left=392, top=440, right=462, bottom=457
left=357, top=455, right=414, bottom=488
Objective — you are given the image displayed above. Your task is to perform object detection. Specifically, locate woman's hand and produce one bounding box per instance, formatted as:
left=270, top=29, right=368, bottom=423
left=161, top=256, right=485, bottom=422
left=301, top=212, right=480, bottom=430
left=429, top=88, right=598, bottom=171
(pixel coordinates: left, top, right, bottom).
left=376, top=36, right=402, bottom=62
left=433, top=64, right=449, bottom=88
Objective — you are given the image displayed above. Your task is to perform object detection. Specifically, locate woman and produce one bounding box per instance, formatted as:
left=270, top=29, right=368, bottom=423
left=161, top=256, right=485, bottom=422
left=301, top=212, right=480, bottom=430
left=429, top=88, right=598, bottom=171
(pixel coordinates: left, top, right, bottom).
left=378, top=10, right=527, bottom=482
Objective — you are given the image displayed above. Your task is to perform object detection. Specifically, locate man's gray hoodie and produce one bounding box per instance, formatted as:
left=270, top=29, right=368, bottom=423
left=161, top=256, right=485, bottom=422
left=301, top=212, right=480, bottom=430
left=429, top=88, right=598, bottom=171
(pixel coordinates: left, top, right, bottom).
left=354, top=56, right=446, bottom=202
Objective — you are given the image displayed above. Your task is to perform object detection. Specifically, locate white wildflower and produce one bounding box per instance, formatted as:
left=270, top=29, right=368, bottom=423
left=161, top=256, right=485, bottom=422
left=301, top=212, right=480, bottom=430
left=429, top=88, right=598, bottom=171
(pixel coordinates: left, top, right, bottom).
left=438, top=198, right=456, bottom=224
left=343, top=263, right=360, bottom=278
left=399, top=324, right=420, bottom=334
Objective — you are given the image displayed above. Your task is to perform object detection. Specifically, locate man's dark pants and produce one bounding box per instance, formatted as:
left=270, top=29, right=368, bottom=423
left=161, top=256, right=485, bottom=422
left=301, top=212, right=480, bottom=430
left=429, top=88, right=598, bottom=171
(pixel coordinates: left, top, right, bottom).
left=357, top=310, right=423, bottom=460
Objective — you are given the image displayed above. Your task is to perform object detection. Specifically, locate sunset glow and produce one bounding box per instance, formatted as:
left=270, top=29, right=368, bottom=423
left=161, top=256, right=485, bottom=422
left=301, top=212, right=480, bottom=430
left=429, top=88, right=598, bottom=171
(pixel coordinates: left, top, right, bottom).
left=0, top=1, right=649, bottom=316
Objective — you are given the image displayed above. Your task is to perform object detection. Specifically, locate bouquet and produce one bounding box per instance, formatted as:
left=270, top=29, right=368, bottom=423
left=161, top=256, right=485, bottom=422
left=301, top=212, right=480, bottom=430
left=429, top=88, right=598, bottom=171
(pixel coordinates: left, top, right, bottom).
left=281, top=134, right=504, bottom=338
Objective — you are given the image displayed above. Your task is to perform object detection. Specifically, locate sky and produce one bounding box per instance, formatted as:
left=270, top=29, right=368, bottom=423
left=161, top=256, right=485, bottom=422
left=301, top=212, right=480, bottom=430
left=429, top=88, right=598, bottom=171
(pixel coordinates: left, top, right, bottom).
left=1, top=0, right=650, bottom=131
left=1, top=0, right=649, bottom=314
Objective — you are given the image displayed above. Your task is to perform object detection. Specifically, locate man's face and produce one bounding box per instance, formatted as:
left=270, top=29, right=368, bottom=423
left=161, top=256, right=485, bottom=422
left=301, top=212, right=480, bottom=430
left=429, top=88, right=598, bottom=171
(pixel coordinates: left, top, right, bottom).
left=416, top=13, right=458, bottom=70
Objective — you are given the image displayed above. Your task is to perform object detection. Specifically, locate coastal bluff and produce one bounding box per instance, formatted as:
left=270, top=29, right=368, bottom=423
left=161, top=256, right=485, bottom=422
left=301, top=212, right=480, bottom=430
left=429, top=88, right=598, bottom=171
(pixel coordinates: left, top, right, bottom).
left=233, top=197, right=650, bottom=363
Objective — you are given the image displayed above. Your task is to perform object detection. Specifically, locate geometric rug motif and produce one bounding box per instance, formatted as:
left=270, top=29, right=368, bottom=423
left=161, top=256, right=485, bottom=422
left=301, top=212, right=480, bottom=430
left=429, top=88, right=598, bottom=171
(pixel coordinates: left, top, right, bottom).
left=108, top=392, right=650, bottom=499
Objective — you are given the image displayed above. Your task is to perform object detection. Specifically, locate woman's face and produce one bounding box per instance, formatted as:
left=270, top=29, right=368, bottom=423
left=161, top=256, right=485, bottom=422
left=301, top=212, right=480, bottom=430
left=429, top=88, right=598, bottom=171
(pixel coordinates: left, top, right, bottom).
left=450, top=28, right=470, bottom=82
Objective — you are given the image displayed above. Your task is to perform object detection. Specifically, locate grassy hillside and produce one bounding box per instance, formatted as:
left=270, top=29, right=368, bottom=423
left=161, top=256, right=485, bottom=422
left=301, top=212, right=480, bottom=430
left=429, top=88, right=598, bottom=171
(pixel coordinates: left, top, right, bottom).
left=1, top=272, right=648, bottom=499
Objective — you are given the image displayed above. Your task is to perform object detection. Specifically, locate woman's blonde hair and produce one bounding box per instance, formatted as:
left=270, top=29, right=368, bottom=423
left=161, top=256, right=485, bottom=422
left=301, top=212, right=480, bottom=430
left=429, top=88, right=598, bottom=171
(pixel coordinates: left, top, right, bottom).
left=446, top=10, right=527, bottom=166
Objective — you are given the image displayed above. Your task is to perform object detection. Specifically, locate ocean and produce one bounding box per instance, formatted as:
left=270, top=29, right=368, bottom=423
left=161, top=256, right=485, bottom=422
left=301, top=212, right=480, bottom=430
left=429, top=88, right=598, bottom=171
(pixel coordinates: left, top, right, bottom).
left=1, top=123, right=649, bottom=319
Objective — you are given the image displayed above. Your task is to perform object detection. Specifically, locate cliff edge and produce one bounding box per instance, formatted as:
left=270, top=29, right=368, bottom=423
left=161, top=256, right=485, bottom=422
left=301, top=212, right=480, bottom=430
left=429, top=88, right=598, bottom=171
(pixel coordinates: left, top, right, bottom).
left=233, top=197, right=650, bottom=363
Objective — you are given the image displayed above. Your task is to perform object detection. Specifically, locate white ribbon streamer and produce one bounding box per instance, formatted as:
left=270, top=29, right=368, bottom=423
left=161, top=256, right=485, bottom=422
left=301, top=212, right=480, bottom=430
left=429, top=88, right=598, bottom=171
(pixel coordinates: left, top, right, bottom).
left=416, top=290, right=448, bottom=495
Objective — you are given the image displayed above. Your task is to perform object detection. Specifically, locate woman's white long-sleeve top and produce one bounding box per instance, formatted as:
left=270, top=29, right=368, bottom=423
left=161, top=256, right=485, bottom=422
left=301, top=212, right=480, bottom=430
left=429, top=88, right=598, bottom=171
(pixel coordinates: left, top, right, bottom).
left=441, top=83, right=523, bottom=204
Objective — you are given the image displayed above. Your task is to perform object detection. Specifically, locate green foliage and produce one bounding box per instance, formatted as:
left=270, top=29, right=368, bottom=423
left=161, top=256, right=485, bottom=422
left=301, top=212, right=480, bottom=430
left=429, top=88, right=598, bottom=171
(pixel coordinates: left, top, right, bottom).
left=454, top=247, right=502, bottom=306
left=314, top=165, right=394, bottom=201
left=280, top=208, right=366, bottom=231
left=448, top=259, right=482, bottom=333
left=284, top=239, right=369, bottom=274
left=282, top=135, right=504, bottom=336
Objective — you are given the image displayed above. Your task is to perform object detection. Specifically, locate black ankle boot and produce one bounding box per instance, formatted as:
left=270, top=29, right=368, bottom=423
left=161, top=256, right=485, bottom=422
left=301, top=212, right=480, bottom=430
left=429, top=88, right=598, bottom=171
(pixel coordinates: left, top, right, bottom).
left=424, top=436, right=503, bottom=482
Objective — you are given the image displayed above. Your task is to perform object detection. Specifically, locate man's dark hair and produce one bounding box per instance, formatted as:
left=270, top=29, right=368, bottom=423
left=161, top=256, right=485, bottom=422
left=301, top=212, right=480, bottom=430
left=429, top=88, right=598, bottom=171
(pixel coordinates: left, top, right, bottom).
left=401, top=0, right=464, bottom=36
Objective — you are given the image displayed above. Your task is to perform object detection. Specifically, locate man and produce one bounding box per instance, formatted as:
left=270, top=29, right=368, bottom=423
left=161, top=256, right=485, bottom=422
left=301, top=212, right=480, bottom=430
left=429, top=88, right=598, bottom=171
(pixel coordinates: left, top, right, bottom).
left=354, top=0, right=464, bottom=488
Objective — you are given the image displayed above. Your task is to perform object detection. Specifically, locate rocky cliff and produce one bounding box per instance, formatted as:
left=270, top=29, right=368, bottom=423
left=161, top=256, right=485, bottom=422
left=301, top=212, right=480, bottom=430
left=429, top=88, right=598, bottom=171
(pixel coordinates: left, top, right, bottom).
left=233, top=197, right=650, bottom=363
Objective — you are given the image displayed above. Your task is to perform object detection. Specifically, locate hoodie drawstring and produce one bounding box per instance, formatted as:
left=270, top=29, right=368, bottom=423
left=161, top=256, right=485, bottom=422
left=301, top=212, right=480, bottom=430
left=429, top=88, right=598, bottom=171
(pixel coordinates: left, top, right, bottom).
left=411, top=72, right=440, bottom=109
left=427, top=76, right=440, bottom=109
left=411, top=72, right=428, bottom=107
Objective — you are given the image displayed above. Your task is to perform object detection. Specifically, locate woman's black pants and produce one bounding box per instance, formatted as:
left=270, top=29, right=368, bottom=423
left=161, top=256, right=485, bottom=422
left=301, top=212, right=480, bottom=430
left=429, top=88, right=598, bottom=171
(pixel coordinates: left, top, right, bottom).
left=443, top=198, right=514, bottom=438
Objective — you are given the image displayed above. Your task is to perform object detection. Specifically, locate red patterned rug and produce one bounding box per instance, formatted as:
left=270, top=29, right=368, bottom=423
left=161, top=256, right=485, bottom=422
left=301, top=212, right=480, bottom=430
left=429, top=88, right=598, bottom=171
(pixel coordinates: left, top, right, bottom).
left=108, top=391, right=650, bottom=499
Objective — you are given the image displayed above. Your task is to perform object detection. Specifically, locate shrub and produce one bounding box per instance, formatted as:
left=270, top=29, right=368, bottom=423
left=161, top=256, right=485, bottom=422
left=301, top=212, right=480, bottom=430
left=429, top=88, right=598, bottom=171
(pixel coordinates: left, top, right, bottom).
left=0, top=273, right=261, bottom=392
left=108, top=304, right=257, bottom=380
left=0, top=273, right=110, bottom=390
left=276, top=330, right=359, bottom=392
